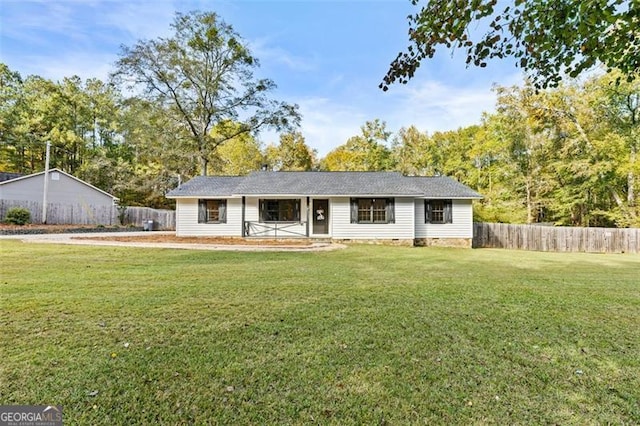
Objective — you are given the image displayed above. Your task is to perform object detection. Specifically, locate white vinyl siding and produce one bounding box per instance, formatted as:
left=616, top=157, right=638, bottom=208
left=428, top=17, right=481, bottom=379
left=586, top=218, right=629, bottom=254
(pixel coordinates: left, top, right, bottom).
left=176, top=196, right=475, bottom=240
left=415, top=199, right=473, bottom=238
left=175, top=198, right=242, bottom=237
left=331, top=197, right=414, bottom=240
left=0, top=171, right=114, bottom=206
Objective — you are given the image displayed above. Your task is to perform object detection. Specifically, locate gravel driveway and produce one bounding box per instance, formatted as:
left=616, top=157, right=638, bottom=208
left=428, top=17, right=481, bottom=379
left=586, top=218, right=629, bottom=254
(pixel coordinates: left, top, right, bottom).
left=0, top=231, right=345, bottom=252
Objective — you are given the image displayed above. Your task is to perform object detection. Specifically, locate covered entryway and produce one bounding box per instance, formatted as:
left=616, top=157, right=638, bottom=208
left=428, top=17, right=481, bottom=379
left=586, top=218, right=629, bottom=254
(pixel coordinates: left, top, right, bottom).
left=312, top=199, right=329, bottom=235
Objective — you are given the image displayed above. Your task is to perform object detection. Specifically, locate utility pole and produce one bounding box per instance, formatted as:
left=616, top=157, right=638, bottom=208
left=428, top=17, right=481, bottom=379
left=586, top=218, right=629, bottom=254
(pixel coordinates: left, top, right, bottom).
left=42, top=141, right=50, bottom=224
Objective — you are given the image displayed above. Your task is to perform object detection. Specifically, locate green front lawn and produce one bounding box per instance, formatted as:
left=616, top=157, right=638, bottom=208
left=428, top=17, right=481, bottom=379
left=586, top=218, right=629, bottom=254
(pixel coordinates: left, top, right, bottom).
left=1, top=241, right=639, bottom=424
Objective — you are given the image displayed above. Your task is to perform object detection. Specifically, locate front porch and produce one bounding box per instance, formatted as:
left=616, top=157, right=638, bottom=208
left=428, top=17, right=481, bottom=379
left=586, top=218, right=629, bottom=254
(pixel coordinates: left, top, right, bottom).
left=243, top=220, right=309, bottom=238
left=241, top=196, right=330, bottom=239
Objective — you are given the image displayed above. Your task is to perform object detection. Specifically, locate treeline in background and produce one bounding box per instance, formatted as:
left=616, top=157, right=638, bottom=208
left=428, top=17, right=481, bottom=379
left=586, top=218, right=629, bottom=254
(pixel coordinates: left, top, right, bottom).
left=1, top=63, right=637, bottom=227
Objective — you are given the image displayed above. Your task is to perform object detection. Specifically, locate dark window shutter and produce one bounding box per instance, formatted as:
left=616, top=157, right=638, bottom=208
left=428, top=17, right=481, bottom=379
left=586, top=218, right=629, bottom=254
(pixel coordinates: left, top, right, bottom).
left=350, top=198, right=358, bottom=223
left=386, top=198, right=395, bottom=223
left=219, top=200, right=227, bottom=223
left=425, top=200, right=432, bottom=223
left=445, top=200, right=453, bottom=223
left=198, top=200, right=206, bottom=223
left=259, top=200, right=265, bottom=222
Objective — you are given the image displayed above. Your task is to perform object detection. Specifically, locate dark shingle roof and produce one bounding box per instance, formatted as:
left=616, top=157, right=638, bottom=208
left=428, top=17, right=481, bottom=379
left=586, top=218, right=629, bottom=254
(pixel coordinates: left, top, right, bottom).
left=235, top=171, right=421, bottom=195
left=405, top=176, right=483, bottom=199
left=0, top=172, right=24, bottom=183
left=166, top=176, right=244, bottom=197
left=167, top=172, right=482, bottom=199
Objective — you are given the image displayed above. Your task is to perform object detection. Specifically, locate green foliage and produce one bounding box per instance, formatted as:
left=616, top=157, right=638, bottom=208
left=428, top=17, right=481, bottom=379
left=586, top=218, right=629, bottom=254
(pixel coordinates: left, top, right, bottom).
left=321, top=119, right=393, bottom=171
left=265, top=131, right=316, bottom=171
left=382, top=0, right=639, bottom=90
left=384, top=71, right=639, bottom=226
left=112, top=11, right=300, bottom=176
left=209, top=120, right=265, bottom=175
left=4, top=207, right=31, bottom=225
left=2, top=53, right=638, bottom=226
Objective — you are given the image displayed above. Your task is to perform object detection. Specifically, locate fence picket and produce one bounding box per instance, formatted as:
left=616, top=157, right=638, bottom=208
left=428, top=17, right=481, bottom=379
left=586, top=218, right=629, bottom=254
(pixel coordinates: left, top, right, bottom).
left=473, top=223, right=639, bottom=254
left=1, top=200, right=175, bottom=230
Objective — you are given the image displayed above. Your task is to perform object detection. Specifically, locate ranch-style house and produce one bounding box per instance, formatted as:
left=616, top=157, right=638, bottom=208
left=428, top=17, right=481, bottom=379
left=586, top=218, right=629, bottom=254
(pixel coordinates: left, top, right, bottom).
left=166, top=171, right=482, bottom=247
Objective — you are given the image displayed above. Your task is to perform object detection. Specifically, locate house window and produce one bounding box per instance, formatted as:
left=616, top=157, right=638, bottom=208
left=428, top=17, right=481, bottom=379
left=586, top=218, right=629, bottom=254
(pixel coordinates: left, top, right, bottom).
left=198, top=199, right=227, bottom=223
left=425, top=199, right=452, bottom=224
left=350, top=198, right=395, bottom=224
left=259, top=199, right=301, bottom=222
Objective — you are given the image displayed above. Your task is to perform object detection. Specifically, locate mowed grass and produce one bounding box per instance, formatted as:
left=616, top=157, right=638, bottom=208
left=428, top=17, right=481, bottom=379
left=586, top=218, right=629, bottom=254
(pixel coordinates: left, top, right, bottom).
left=1, top=240, right=639, bottom=425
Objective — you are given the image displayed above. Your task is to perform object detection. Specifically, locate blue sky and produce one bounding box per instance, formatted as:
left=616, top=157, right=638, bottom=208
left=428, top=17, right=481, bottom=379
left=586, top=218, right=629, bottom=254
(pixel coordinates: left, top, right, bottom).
left=1, top=0, right=523, bottom=156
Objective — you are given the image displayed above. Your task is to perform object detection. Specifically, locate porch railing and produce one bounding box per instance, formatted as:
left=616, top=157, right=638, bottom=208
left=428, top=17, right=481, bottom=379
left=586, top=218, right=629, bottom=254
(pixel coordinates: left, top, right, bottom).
left=244, top=221, right=308, bottom=238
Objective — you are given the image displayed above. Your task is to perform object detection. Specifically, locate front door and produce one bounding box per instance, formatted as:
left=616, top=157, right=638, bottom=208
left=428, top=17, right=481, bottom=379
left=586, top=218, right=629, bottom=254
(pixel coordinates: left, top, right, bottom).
left=312, top=199, right=329, bottom=235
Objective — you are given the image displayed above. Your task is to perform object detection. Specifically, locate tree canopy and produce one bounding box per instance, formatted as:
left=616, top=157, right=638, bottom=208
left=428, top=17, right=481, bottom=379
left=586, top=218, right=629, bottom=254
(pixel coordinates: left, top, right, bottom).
left=321, top=120, right=393, bottom=171
left=112, top=11, right=300, bottom=175
left=381, top=0, right=640, bottom=90
left=265, top=132, right=316, bottom=171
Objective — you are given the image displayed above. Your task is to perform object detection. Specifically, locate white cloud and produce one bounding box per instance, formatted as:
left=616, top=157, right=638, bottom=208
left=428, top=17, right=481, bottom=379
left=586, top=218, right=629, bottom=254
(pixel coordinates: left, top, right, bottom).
left=100, top=1, right=177, bottom=41
left=9, top=51, right=118, bottom=82
left=267, top=72, right=524, bottom=158
left=385, top=80, right=500, bottom=132
left=250, top=38, right=318, bottom=72
left=256, top=96, right=367, bottom=156
left=297, top=97, right=368, bottom=155
left=375, top=71, right=524, bottom=135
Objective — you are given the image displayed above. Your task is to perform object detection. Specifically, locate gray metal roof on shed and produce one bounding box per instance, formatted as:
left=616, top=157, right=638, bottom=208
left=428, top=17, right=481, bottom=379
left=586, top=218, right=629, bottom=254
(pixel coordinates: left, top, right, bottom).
left=167, top=171, right=482, bottom=199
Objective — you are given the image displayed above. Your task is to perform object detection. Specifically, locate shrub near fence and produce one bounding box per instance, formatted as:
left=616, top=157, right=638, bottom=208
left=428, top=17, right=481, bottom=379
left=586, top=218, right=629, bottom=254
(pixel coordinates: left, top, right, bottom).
left=473, top=222, right=640, bottom=254
left=0, top=200, right=116, bottom=225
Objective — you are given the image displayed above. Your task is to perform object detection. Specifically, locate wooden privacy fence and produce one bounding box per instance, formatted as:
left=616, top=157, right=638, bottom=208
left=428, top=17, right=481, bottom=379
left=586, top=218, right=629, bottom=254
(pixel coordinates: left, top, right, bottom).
left=1, top=200, right=175, bottom=229
left=473, top=222, right=639, bottom=254
left=121, top=206, right=175, bottom=230
left=1, top=199, right=116, bottom=225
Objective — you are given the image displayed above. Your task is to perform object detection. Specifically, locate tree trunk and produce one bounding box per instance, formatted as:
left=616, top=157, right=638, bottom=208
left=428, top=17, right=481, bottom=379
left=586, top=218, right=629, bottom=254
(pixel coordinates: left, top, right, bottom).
left=526, top=180, right=533, bottom=224
left=200, top=156, right=208, bottom=176
left=629, top=144, right=636, bottom=207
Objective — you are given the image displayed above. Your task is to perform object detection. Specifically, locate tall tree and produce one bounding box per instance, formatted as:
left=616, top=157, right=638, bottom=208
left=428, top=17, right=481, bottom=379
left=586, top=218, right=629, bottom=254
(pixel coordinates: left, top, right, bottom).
left=321, top=120, right=393, bottom=171
left=589, top=72, right=640, bottom=213
left=112, top=11, right=300, bottom=176
left=0, top=64, right=26, bottom=171
left=210, top=121, right=264, bottom=175
left=264, top=131, right=316, bottom=171
left=382, top=0, right=640, bottom=90
left=391, top=125, right=430, bottom=175
left=491, top=85, right=553, bottom=223
left=116, top=98, right=191, bottom=208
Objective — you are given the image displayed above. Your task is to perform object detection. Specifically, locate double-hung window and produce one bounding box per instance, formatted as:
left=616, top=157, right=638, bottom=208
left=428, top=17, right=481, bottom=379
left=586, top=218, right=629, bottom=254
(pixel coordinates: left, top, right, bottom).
left=198, top=199, right=227, bottom=223
left=350, top=198, right=395, bottom=224
left=425, top=199, right=452, bottom=224
left=259, top=199, right=301, bottom=222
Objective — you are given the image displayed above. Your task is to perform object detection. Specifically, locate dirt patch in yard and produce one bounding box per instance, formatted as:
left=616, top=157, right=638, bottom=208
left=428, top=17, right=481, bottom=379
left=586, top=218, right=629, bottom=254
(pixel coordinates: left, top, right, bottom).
left=73, top=234, right=313, bottom=246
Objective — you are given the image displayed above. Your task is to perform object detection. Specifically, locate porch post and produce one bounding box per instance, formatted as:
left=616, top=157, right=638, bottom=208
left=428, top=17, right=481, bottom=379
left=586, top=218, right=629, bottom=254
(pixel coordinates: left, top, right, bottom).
left=241, top=196, right=246, bottom=237
left=306, top=197, right=310, bottom=237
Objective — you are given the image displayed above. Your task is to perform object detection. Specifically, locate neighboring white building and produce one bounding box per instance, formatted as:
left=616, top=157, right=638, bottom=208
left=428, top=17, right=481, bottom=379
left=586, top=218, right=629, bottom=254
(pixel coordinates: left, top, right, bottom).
left=0, top=168, right=118, bottom=224
left=167, top=171, right=482, bottom=247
